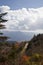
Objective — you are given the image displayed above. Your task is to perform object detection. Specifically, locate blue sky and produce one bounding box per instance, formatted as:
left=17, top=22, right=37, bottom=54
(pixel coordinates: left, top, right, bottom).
left=0, top=0, right=43, bottom=10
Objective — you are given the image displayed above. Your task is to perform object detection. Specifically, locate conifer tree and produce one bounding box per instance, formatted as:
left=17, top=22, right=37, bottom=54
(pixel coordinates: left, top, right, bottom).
left=0, top=13, right=8, bottom=42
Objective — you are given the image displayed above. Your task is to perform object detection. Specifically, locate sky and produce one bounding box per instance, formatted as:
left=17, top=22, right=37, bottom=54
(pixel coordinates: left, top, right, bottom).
left=0, top=0, right=43, bottom=41
left=0, top=0, right=43, bottom=9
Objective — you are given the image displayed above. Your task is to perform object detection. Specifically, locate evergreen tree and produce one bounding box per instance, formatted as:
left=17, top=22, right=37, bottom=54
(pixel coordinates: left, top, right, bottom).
left=0, top=13, right=8, bottom=42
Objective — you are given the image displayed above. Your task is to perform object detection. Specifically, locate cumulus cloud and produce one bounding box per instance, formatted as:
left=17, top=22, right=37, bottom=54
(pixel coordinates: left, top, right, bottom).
left=0, top=6, right=10, bottom=13
left=0, top=5, right=43, bottom=33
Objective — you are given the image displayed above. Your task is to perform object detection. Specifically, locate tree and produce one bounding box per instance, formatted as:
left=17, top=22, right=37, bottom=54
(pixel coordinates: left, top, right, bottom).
left=0, top=13, right=8, bottom=42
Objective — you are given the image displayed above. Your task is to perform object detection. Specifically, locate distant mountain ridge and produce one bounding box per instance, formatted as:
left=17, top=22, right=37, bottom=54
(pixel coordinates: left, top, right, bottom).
left=2, top=31, right=34, bottom=41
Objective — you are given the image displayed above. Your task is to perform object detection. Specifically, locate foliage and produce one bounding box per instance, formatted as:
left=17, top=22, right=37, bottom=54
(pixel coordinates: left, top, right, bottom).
left=0, top=55, right=7, bottom=62
left=0, top=32, right=43, bottom=65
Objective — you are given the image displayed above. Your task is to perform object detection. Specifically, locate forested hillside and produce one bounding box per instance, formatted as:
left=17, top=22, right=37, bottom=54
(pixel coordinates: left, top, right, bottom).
left=0, top=34, right=43, bottom=65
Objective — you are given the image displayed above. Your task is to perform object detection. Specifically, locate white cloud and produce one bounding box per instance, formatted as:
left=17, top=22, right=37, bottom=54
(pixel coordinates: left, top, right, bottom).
left=0, top=5, right=43, bottom=33
left=0, top=5, right=10, bottom=13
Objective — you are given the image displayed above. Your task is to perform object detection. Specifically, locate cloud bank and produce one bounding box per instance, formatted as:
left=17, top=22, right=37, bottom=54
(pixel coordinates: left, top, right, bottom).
left=0, top=5, right=43, bottom=33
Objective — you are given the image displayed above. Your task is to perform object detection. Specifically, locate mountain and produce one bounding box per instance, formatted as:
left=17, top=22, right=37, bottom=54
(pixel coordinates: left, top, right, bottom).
left=3, top=31, right=34, bottom=41
left=25, top=34, right=43, bottom=56
left=0, top=34, right=43, bottom=65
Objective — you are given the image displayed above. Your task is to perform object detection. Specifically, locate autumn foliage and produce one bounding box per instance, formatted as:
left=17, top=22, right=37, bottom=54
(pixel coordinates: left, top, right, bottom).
left=22, top=55, right=30, bottom=61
